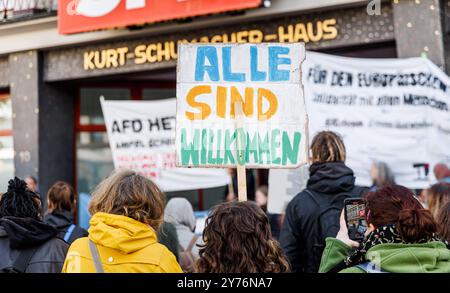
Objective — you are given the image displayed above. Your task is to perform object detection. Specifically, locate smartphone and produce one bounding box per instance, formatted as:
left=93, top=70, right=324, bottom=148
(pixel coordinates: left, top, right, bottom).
left=344, top=198, right=367, bottom=242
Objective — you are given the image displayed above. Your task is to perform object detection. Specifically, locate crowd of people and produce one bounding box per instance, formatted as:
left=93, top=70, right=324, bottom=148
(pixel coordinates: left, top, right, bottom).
left=0, top=131, right=449, bottom=273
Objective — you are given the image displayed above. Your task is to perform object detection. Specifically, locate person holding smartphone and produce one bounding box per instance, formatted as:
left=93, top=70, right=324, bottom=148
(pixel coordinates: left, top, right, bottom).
left=279, top=131, right=368, bottom=273
left=319, top=185, right=450, bottom=273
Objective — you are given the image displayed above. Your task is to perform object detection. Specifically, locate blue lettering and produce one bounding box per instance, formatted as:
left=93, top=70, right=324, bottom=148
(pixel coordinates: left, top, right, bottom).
left=195, top=46, right=219, bottom=81
left=222, top=47, right=245, bottom=82
left=250, top=46, right=266, bottom=81
left=269, top=46, right=291, bottom=81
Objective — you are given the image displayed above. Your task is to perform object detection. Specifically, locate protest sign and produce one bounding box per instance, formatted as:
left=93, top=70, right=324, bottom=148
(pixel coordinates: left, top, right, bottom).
left=176, top=43, right=308, bottom=171
left=267, top=166, right=309, bottom=214
left=303, top=51, right=450, bottom=188
left=101, top=98, right=230, bottom=192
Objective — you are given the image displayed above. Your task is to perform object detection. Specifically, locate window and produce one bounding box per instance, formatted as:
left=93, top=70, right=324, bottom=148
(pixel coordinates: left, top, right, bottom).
left=79, top=88, right=131, bottom=125
left=76, top=87, right=132, bottom=197
left=76, top=132, right=113, bottom=195
left=142, top=88, right=175, bottom=100
left=0, top=93, right=14, bottom=193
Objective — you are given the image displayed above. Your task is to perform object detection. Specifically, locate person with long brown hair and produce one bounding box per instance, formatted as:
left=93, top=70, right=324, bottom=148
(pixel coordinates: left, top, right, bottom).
left=44, top=181, right=88, bottom=244
left=280, top=131, right=368, bottom=272
left=426, top=183, right=450, bottom=219
left=437, top=202, right=450, bottom=243
left=320, top=185, right=450, bottom=273
left=62, top=170, right=182, bottom=273
left=196, top=201, right=290, bottom=273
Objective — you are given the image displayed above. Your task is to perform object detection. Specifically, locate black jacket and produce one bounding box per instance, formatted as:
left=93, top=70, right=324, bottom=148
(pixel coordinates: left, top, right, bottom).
left=44, top=210, right=88, bottom=244
left=0, top=217, right=68, bottom=273
left=279, top=162, right=368, bottom=273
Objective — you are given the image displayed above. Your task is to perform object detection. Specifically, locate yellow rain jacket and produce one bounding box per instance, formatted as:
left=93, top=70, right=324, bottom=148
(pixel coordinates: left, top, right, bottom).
left=62, top=212, right=182, bottom=273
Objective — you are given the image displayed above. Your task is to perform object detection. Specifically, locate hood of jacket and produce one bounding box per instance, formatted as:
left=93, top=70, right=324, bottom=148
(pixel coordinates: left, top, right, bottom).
left=164, top=197, right=196, bottom=232
left=44, top=210, right=74, bottom=230
left=0, top=216, right=57, bottom=249
left=366, top=241, right=450, bottom=273
left=307, top=162, right=356, bottom=194
left=88, top=212, right=157, bottom=254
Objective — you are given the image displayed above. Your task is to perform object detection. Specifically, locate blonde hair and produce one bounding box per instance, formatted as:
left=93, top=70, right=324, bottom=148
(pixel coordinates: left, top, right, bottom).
left=88, top=170, right=165, bottom=230
left=310, top=131, right=346, bottom=163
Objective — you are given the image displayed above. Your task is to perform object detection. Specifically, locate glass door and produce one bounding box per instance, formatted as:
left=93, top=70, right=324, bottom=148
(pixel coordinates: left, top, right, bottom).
left=0, top=92, right=14, bottom=193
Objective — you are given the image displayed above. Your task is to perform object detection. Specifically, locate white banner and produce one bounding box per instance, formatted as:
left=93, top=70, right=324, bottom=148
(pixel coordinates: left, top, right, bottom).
left=268, top=52, right=450, bottom=214
left=304, top=52, right=450, bottom=189
left=267, top=165, right=309, bottom=214
left=101, top=98, right=230, bottom=192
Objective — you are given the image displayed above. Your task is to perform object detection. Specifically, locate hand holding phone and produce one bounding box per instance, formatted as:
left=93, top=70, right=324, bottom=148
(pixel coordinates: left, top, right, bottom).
left=344, top=198, right=367, bottom=242
left=335, top=209, right=360, bottom=248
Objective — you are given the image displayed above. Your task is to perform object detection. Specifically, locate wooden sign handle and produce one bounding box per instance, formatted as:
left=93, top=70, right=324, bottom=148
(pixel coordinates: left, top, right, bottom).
left=234, top=101, right=247, bottom=202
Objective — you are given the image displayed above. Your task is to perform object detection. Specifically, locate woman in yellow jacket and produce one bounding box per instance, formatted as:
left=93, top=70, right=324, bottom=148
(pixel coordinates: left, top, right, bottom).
left=62, top=170, right=182, bottom=273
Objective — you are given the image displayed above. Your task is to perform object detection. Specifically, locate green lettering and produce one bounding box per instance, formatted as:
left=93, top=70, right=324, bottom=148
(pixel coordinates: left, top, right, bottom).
left=215, top=129, right=223, bottom=165
left=180, top=128, right=200, bottom=166
left=207, top=129, right=216, bottom=164
left=258, top=131, right=270, bottom=164
left=282, top=131, right=301, bottom=165
left=271, top=129, right=281, bottom=164
left=245, top=131, right=259, bottom=164
left=201, top=128, right=208, bottom=164
left=224, top=129, right=236, bottom=165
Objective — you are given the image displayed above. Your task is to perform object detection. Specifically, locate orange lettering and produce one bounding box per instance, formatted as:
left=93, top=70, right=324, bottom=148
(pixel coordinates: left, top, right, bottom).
left=258, top=88, right=278, bottom=121
left=185, top=85, right=212, bottom=120
left=230, top=86, right=254, bottom=118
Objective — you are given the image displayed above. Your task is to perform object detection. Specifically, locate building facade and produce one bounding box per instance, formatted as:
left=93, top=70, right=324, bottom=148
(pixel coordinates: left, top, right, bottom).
left=0, top=0, right=449, bottom=211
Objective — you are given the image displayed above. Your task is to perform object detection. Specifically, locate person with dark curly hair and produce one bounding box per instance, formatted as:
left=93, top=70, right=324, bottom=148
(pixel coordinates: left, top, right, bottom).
left=0, top=177, right=68, bottom=273
left=196, top=201, right=290, bottom=273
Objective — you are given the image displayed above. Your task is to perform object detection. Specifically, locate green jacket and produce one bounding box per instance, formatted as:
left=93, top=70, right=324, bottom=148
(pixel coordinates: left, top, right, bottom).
left=319, top=237, right=450, bottom=273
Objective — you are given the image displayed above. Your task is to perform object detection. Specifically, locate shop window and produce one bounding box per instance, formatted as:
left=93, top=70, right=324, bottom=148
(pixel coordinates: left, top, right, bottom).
left=80, top=88, right=131, bottom=125
left=0, top=93, right=14, bottom=193
left=76, top=132, right=113, bottom=194
left=142, top=88, right=175, bottom=100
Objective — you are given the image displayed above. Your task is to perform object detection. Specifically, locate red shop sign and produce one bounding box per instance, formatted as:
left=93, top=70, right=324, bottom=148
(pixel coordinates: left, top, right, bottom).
left=59, top=0, right=263, bottom=35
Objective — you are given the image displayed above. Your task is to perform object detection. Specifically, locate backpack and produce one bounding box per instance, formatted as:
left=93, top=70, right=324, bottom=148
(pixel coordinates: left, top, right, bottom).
left=1, top=246, right=38, bottom=273
left=178, top=235, right=199, bottom=273
left=304, top=189, right=355, bottom=270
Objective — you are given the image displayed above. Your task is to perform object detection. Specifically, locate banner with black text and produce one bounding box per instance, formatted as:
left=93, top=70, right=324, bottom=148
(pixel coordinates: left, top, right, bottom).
left=304, top=52, right=450, bottom=189
left=101, top=98, right=231, bottom=192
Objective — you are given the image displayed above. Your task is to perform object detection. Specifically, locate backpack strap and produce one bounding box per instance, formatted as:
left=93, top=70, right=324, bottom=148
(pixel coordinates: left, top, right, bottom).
left=304, top=189, right=321, bottom=207
left=88, top=239, right=104, bottom=273
left=186, top=235, right=199, bottom=253
left=64, top=224, right=76, bottom=243
left=356, top=262, right=387, bottom=273
left=10, top=246, right=39, bottom=273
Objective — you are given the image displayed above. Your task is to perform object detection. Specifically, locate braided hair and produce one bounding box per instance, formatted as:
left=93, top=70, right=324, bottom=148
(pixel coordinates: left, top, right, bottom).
left=0, top=177, right=42, bottom=220
left=310, top=131, right=346, bottom=163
